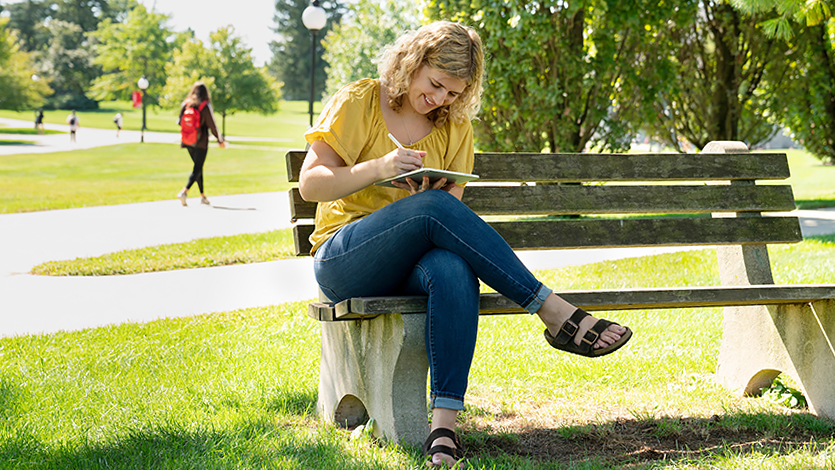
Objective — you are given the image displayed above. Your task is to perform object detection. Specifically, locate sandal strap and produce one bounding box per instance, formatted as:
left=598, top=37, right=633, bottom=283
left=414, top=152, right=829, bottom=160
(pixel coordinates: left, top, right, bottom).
left=426, top=444, right=465, bottom=461
left=551, top=308, right=590, bottom=346
left=422, top=427, right=465, bottom=457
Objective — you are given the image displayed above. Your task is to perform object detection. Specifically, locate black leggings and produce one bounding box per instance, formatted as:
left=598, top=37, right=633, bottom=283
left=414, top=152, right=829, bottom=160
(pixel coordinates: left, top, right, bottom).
left=186, top=146, right=208, bottom=193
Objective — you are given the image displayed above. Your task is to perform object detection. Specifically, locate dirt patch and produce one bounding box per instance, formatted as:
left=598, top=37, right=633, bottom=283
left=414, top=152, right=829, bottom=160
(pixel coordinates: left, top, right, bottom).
left=461, top=413, right=835, bottom=466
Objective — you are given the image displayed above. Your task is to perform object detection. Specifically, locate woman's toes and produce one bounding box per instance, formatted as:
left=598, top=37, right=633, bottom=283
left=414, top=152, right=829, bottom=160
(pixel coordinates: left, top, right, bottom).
left=594, top=325, right=627, bottom=349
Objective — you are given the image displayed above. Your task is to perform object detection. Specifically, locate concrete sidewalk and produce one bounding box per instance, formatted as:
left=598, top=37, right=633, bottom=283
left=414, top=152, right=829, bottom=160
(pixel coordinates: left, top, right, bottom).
left=2, top=188, right=834, bottom=338
left=0, top=116, right=290, bottom=155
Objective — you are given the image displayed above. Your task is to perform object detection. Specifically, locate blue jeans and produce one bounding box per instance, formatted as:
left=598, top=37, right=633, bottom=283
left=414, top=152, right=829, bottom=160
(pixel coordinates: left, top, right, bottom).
left=313, top=190, right=553, bottom=411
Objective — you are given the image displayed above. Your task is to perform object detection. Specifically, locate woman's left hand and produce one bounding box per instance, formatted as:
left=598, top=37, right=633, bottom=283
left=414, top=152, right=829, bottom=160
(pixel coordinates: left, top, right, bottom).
left=392, top=176, right=455, bottom=195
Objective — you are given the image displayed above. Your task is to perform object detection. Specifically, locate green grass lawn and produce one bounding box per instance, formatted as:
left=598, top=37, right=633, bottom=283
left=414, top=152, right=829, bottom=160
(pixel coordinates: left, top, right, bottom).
left=0, top=101, right=314, bottom=146
left=2, top=239, right=834, bottom=469
left=772, top=149, right=835, bottom=208
left=0, top=142, right=290, bottom=213
left=0, top=128, right=64, bottom=135
left=31, top=229, right=297, bottom=276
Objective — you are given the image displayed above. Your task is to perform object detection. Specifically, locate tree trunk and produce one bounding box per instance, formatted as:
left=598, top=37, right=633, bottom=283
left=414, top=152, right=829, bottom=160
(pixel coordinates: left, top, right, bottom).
left=709, top=3, right=741, bottom=142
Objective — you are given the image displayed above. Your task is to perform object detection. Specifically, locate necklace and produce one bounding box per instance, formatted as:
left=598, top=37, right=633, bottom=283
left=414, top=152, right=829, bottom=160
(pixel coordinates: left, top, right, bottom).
left=400, top=112, right=415, bottom=146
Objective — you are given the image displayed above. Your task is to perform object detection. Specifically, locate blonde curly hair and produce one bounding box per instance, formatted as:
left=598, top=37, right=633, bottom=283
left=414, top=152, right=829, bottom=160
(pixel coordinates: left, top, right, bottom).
left=378, top=21, right=484, bottom=127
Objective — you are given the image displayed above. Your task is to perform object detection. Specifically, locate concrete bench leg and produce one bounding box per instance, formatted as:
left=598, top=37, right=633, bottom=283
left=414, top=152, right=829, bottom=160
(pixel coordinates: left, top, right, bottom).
left=716, top=300, right=835, bottom=419
left=317, top=312, right=430, bottom=446
left=715, top=240, right=835, bottom=419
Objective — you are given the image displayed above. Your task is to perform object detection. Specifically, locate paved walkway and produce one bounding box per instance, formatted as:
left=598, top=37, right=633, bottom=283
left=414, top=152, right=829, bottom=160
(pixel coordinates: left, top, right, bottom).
left=2, top=119, right=834, bottom=338
left=0, top=116, right=288, bottom=155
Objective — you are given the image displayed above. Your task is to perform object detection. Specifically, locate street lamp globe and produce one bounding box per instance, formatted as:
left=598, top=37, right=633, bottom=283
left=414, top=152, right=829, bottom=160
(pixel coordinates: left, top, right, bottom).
left=302, top=1, right=326, bottom=31
left=302, top=1, right=326, bottom=128
left=137, top=76, right=149, bottom=143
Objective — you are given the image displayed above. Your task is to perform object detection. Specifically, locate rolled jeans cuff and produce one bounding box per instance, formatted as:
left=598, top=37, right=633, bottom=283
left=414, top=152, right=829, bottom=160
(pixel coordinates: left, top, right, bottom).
left=430, top=395, right=465, bottom=411
left=525, top=283, right=553, bottom=315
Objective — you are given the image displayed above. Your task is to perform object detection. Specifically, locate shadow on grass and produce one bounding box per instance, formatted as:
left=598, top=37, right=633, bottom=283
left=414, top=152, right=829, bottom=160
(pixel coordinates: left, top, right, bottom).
left=0, top=420, right=401, bottom=470
left=0, top=140, right=35, bottom=146
left=463, top=411, right=835, bottom=467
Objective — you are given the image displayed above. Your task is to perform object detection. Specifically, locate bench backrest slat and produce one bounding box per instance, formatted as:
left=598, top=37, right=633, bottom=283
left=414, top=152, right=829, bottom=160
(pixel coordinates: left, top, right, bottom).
left=291, top=184, right=796, bottom=219
left=473, top=152, right=791, bottom=181
left=292, top=217, right=801, bottom=255
left=285, top=149, right=802, bottom=256
left=286, top=150, right=791, bottom=183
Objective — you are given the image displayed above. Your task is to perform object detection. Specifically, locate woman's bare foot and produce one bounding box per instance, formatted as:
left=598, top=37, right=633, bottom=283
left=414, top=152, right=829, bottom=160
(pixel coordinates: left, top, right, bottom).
left=425, top=408, right=465, bottom=468
left=425, top=435, right=463, bottom=468
left=537, top=293, right=627, bottom=350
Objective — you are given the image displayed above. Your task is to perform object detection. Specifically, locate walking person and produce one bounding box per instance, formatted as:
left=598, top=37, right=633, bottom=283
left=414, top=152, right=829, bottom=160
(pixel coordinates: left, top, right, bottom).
left=66, top=110, right=79, bottom=142
left=34, top=109, right=44, bottom=134
left=113, top=113, right=123, bottom=137
left=176, top=82, right=225, bottom=206
left=298, top=21, right=632, bottom=468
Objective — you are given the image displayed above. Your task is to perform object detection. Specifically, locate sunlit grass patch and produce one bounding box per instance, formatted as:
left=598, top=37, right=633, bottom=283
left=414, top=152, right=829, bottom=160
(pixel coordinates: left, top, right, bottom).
left=0, top=128, right=64, bottom=135
left=0, top=143, right=288, bottom=213
left=31, top=229, right=297, bottom=276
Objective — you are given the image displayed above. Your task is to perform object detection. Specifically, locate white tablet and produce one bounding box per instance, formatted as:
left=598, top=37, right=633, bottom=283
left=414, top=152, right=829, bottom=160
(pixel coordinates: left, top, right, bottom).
left=374, top=168, right=479, bottom=188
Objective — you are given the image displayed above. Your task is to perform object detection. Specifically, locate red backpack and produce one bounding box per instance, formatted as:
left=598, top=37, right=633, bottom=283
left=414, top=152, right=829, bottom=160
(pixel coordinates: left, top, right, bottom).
left=181, top=101, right=207, bottom=146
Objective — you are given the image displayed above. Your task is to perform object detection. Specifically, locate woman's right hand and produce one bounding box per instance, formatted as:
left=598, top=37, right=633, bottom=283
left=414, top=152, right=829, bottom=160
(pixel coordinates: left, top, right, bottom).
left=380, top=147, right=426, bottom=178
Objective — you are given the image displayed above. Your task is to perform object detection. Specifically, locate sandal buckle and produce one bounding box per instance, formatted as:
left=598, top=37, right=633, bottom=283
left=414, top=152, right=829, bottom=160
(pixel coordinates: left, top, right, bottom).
left=581, top=329, right=600, bottom=345
left=560, top=320, right=578, bottom=337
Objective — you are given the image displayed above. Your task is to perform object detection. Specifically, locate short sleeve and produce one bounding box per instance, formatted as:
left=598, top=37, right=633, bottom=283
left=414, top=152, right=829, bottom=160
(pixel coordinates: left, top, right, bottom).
left=304, top=79, right=378, bottom=166
left=444, top=120, right=475, bottom=177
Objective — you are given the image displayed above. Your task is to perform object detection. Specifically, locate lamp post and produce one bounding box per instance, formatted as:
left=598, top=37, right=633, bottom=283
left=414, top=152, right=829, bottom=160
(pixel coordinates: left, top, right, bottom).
left=137, top=75, right=149, bottom=143
left=302, top=0, right=326, bottom=128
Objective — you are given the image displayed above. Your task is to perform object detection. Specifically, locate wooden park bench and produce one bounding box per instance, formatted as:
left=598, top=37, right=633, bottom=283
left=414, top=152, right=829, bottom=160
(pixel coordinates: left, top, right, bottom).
left=285, top=141, right=835, bottom=446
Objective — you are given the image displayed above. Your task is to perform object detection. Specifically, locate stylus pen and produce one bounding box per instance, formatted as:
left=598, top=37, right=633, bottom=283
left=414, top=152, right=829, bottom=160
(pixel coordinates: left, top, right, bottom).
left=387, top=133, right=405, bottom=149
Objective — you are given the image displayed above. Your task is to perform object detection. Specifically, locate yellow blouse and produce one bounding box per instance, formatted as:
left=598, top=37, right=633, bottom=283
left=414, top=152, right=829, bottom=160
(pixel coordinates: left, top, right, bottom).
left=304, top=78, right=475, bottom=254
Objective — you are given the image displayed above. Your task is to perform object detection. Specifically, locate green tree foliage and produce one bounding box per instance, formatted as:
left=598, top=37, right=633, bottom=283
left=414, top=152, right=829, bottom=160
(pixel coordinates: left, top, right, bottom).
left=637, top=1, right=789, bottom=151
left=269, top=0, right=345, bottom=101
left=321, top=0, right=419, bottom=98
left=733, top=1, right=835, bottom=163
left=3, top=0, right=134, bottom=109
left=427, top=0, right=678, bottom=153
left=36, top=19, right=99, bottom=109
left=731, top=0, right=832, bottom=39
left=3, top=0, right=51, bottom=52
left=0, top=18, right=53, bottom=110
left=776, top=22, right=835, bottom=163
left=163, top=26, right=283, bottom=138
left=161, top=38, right=217, bottom=108
left=88, top=3, right=175, bottom=106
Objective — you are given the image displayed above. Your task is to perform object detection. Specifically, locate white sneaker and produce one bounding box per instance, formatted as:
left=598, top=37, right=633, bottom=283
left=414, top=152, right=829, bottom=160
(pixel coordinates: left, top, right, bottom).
left=177, top=190, right=188, bottom=206
left=201, top=196, right=210, bottom=205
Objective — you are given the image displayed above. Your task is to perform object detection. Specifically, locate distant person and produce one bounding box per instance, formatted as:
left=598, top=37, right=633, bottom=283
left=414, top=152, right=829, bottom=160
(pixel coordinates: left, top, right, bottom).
left=176, top=82, right=225, bottom=206
left=113, top=113, right=123, bottom=137
left=34, top=109, right=44, bottom=134
left=66, top=110, right=79, bottom=142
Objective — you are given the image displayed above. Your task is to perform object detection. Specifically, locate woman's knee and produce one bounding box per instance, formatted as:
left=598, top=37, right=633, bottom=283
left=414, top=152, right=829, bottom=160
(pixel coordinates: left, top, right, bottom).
left=417, top=249, right=478, bottom=291
left=407, top=189, right=464, bottom=216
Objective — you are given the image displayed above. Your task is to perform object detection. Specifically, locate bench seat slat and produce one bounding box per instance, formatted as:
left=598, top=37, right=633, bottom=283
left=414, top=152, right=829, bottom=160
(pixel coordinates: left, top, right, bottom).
left=291, top=216, right=802, bottom=256
left=285, top=151, right=791, bottom=183
left=307, top=285, right=835, bottom=321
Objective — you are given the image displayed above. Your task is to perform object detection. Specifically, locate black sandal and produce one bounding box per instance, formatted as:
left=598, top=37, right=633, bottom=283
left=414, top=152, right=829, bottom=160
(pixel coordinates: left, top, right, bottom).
left=544, top=308, right=632, bottom=357
left=422, top=427, right=465, bottom=466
